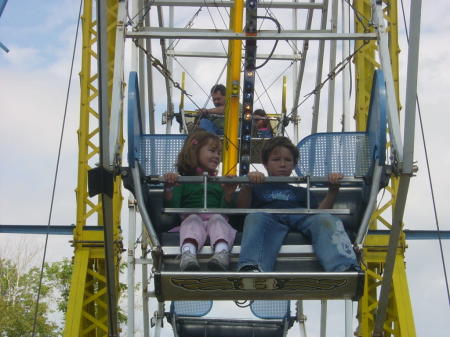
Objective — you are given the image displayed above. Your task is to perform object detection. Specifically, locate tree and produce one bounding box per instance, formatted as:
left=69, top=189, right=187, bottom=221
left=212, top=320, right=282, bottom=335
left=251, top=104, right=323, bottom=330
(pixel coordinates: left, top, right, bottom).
left=44, top=258, right=73, bottom=315
left=0, top=258, right=60, bottom=336
left=0, top=253, right=128, bottom=336
left=44, top=258, right=129, bottom=324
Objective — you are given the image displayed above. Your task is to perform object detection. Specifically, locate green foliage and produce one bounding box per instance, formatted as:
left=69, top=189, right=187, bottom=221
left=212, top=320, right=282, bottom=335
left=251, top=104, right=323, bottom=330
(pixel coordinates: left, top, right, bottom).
left=0, top=258, right=60, bottom=337
left=0, top=256, right=129, bottom=335
left=44, top=258, right=73, bottom=314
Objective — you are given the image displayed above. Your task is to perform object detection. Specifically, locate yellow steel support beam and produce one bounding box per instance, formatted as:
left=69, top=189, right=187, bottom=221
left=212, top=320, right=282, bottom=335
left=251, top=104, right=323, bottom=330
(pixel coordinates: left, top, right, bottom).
left=64, top=249, right=89, bottom=336
left=64, top=0, right=122, bottom=336
left=391, top=256, right=417, bottom=336
left=222, top=0, right=244, bottom=175
left=358, top=235, right=416, bottom=337
left=74, top=0, right=95, bottom=240
left=354, top=1, right=415, bottom=336
left=180, top=72, right=186, bottom=112
left=354, top=0, right=377, bottom=131
left=354, top=0, right=400, bottom=127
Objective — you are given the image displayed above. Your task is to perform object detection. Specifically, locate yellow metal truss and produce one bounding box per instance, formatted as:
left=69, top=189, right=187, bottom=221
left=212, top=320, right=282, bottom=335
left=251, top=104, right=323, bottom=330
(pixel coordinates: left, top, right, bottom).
left=353, top=1, right=416, bottom=336
left=64, top=0, right=122, bottom=336
left=222, top=0, right=244, bottom=175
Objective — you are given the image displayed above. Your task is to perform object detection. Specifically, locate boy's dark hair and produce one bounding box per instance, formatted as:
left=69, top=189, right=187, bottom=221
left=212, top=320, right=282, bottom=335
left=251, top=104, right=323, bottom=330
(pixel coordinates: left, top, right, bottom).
left=176, top=130, right=221, bottom=175
left=211, top=84, right=226, bottom=96
left=261, top=136, right=299, bottom=165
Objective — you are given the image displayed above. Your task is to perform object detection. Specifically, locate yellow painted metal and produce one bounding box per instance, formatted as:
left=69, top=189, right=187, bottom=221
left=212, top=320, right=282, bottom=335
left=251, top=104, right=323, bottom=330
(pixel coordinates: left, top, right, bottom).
left=74, top=0, right=95, bottom=240
left=357, top=235, right=416, bottom=337
left=354, top=1, right=416, bottom=336
left=391, top=256, right=417, bottom=336
left=222, top=0, right=244, bottom=175
left=64, top=249, right=90, bottom=336
left=354, top=0, right=400, bottom=128
left=354, top=0, right=378, bottom=131
left=64, top=0, right=122, bottom=335
left=180, top=72, right=186, bottom=112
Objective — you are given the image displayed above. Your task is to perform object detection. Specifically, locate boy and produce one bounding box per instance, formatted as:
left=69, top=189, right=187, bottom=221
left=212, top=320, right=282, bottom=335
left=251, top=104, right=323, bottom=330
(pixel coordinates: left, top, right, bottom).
left=237, top=136, right=359, bottom=272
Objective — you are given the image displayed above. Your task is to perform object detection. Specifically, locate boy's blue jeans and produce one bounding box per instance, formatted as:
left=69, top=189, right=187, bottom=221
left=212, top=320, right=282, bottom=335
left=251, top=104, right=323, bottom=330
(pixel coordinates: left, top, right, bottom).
left=238, top=212, right=358, bottom=272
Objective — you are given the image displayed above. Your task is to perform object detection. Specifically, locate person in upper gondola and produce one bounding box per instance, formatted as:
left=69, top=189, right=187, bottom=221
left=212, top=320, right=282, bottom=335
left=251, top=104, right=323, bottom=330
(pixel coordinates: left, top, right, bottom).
left=197, top=84, right=226, bottom=135
left=236, top=136, right=359, bottom=273
left=252, top=109, right=273, bottom=138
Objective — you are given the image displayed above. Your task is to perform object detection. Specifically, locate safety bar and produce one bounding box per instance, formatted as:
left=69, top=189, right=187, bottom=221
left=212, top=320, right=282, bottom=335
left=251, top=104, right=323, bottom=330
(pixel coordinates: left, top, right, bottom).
left=155, top=175, right=355, bottom=215
left=163, top=208, right=350, bottom=215
left=176, top=111, right=280, bottom=120
left=145, top=175, right=364, bottom=184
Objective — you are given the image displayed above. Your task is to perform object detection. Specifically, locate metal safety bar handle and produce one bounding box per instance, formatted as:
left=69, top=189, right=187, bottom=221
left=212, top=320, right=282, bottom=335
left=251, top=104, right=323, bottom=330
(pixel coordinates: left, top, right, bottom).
left=144, top=175, right=364, bottom=184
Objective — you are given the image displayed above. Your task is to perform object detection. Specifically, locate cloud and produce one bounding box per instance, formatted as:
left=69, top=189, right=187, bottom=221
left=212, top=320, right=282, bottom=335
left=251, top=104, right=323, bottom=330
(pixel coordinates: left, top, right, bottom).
left=1, top=45, right=44, bottom=67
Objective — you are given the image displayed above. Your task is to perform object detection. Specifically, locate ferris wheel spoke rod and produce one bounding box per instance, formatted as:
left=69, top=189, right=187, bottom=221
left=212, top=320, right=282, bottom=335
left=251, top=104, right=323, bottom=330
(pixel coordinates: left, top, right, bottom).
left=373, top=2, right=403, bottom=163
left=97, top=0, right=119, bottom=334
left=311, top=0, right=329, bottom=134
left=157, top=6, right=174, bottom=133
left=292, top=1, right=315, bottom=141
left=372, top=175, right=411, bottom=337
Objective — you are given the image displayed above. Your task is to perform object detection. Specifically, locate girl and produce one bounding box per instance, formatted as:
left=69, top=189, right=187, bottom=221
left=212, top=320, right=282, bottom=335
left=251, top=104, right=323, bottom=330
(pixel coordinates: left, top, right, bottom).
left=164, top=130, right=237, bottom=271
left=252, top=109, right=274, bottom=138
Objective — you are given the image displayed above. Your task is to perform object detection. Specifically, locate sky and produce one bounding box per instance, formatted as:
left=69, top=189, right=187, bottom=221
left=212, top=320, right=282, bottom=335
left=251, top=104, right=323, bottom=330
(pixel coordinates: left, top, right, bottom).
left=1, top=0, right=449, bottom=336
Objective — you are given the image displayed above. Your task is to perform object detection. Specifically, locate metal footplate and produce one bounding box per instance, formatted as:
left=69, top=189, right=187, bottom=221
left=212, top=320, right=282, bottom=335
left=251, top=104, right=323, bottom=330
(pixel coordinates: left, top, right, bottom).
left=155, top=271, right=364, bottom=302
left=171, top=317, right=291, bottom=337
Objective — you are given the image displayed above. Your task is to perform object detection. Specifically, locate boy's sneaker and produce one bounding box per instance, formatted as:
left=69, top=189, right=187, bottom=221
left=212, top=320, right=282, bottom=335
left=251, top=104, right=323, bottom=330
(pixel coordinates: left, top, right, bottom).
left=344, top=265, right=362, bottom=272
left=180, top=251, right=200, bottom=271
left=207, top=250, right=230, bottom=271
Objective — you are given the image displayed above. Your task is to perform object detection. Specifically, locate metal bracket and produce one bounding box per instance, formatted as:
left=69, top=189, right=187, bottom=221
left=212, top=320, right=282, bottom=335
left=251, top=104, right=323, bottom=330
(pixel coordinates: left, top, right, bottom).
left=88, top=166, right=114, bottom=198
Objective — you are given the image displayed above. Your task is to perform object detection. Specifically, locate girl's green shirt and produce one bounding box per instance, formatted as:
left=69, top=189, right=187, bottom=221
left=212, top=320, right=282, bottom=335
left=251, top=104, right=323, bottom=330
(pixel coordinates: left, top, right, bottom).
left=165, top=183, right=234, bottom=209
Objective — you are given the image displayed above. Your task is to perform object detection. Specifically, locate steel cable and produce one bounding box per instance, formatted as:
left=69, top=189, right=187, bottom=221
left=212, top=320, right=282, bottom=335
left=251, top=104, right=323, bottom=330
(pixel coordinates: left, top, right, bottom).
left=31, top=1, right=83, bottom=335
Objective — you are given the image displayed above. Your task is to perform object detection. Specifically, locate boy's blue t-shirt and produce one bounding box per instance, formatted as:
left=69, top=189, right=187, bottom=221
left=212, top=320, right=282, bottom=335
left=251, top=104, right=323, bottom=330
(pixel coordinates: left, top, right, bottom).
left=251, top=183, right=318, bottom=209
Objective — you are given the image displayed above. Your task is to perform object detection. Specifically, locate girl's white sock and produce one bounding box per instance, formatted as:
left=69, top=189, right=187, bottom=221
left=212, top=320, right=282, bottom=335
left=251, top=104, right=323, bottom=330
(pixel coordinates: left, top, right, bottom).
left=181, top=242, right=197, bottom=254
left=214, top=241, right=229, bottom=253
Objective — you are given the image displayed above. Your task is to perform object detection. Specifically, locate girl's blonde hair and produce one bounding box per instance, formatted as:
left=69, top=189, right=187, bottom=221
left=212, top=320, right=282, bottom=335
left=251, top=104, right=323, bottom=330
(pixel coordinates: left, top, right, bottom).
left=176, top=130, right=221, bottom=175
